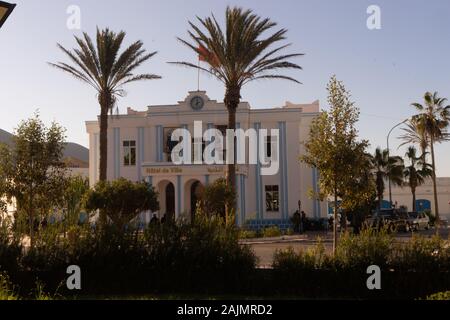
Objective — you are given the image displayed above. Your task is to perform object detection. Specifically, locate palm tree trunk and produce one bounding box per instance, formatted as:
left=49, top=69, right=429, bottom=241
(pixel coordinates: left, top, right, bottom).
left=411, top=187, right=416, bottom=212
left=429, top=137, right=440, bottom=235
left=224, top=87, right=240, bottom=222
left=99, top=108, right=108, bottom=182
left=98, top=98, right=110, bottom=228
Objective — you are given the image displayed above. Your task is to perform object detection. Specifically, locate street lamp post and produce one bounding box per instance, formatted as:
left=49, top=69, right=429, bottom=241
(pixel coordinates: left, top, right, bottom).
left=0, top=1, right=15, bottom=29
left=386, top=119, right=408, bottom=206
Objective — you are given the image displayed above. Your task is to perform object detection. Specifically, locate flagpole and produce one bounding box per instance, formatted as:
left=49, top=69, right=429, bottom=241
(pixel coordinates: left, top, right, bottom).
left=197, top=59, right=200, bottom=91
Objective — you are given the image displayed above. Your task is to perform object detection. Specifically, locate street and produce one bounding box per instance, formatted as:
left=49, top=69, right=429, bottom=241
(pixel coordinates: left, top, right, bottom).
left=242, top=228, right=450, bottom=268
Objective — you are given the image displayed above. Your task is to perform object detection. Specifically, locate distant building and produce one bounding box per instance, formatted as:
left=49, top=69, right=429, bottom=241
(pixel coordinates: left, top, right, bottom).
left=385, top=177, right=450, bottom=219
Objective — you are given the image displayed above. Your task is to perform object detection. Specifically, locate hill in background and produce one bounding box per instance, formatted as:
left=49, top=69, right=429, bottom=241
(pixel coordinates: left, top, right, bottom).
left=0, top=128, right=89, bottom=168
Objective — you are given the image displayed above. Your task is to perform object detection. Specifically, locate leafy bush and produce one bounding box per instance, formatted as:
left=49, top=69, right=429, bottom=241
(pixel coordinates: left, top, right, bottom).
left=390, top=235, right=449, bottom=273
left=426, top=291, right=450, bottom=300
left=239, top=229, right=257, bottom=239
left=336, top=227, right=393, bottom=269
left=262, top=226, right=281, bottom=238
left=0, top=273, right=18, bottom=300
left=84, top=178, right=159, bottom=231
left=0, top=217, right=22, bottom=275
left=203, top=178, right=236, bottom=219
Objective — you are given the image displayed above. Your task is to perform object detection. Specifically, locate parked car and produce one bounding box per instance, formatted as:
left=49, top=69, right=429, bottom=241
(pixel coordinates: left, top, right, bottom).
left=365, top=209, right=409, bottom=232
left=406, top=212, right=430, bottom=231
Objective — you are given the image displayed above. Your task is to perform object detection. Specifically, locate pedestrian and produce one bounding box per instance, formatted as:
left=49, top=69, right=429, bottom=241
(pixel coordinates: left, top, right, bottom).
left=300, top=211, right=306, bottom=233
left=150, top=213, right=159, bottom=226
left=292, top=210, right=301, bottom=233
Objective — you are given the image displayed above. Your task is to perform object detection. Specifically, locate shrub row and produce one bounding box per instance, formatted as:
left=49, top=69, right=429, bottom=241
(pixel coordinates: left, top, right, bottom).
left=1, top=218, right=449, bottom=299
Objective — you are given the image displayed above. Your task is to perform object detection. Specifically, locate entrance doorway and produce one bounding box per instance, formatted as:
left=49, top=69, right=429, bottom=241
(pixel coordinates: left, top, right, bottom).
left=165, top=182, right=175, bottom=219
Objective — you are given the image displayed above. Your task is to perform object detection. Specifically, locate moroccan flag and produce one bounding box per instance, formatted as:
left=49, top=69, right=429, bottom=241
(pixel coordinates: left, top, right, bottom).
left=198, top=45, right=209, bottom=62
left=198, top=45, right=220, bottom=67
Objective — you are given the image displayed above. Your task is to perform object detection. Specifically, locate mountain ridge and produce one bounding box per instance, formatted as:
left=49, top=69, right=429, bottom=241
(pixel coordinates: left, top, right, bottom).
left=0, top=128, right=89, bottom=165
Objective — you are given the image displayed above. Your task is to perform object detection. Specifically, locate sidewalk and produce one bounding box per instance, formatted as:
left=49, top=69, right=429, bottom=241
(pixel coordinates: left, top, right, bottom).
left=239, top=231, right=333, bottom=245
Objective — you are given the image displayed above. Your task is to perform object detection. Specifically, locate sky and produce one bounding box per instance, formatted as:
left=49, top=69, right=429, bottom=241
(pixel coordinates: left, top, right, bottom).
left=0, top=0, right=449, bottom=176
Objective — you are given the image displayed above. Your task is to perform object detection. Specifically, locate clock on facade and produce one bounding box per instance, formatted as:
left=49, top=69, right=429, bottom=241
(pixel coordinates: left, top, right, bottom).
left=190, top=96, right=205, bottom=110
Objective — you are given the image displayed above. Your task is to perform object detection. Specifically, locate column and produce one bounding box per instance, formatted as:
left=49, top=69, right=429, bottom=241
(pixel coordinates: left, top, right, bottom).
left=155, top=125, right=163, bottom=162
left=278, top=121, right=289, bottom=220
left=254, top=122, right=263, bottom=220
left=137, top=127, right=145, bottom=181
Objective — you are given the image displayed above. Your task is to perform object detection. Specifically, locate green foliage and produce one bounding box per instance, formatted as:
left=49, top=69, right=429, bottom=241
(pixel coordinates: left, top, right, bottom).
left=0, top=113, right=67, bottom=246
left=0, top=217, right=22, bottom=273
left=262, top=226, right=282, bottom=238
left=273, top=240, right=329, bottom=271
left=0, top=273, right=18, bottom=300
left=426, top=291, right=450, bottom=300
left=84, top=178, right=159, bottom=231
left=370, top=147, right=404, bottom=208
left=401, top=92, right=450, bottom=223
left=171, top=6, right=303, bottom=87
left=302, top=76, right=374, bottom=213
left=336, top=227, right=394, bottom=268
left=390, top=235, right=449, bottom=273
left=50, top=28, right=161, bottom=184
left=203, top=178, right=236, bottom=219
left=238, top=229, right=257, bottom=239
left=62, top=175, right=90, bottom=227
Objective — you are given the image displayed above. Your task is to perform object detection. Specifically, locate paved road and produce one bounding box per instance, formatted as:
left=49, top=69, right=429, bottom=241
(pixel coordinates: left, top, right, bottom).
left=243, top=228, right=450, bottom=268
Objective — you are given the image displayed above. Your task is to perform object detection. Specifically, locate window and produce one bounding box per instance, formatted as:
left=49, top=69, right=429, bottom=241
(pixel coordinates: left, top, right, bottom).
left=163, top=127, right=179, bottom=162
left=264, top=134, right=278, bottom=160
left=265, top=185, right=279, bottom=212
left=265, top=135, right=272, bottom=158
left=123, top=140, right=136, bottom=166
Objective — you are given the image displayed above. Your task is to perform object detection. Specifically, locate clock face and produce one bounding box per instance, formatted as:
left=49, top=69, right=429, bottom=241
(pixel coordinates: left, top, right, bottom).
left=190, top=96, right=204, bottom=110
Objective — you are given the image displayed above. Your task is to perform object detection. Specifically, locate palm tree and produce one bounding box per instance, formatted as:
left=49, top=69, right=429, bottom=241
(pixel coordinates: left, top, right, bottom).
left=400, top=120, right=428, bottom=158
left=170, top=7, right=303, bottom=215
left=50, top=28, right=161, bottom=183
left=403, top=146, right=432, bottom=212
left=370, top=147, right=404, bottom=210
left=403, top=92, right=450, bottom=232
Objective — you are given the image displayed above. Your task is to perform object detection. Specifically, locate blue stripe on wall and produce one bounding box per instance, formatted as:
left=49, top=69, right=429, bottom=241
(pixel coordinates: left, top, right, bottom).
left=240, top=175, right=246, bottom=225
left=254, top=122, right=263, bottom=220
left=137, top=127, right=144, bottom=181
left=114, top=128, right=120, bottom=179
left=156, top=125, right=163, bottom=162
left=279, top=122, right=289, bottom=220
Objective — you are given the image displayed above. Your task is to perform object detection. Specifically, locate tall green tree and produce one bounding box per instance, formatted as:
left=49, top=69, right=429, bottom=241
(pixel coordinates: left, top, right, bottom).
left=0, top=114, right=67, bottom=247
left=302, top=76, right=370, bottom=254
left=403, top=146, right=432, bottom=212
left=50, top=28, right=161, bottom=183
left=170, top=6, right=303, bottom=216
left=402, top=92, right=450, bottom=232
left=370, top=147, right=404, bottom=210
